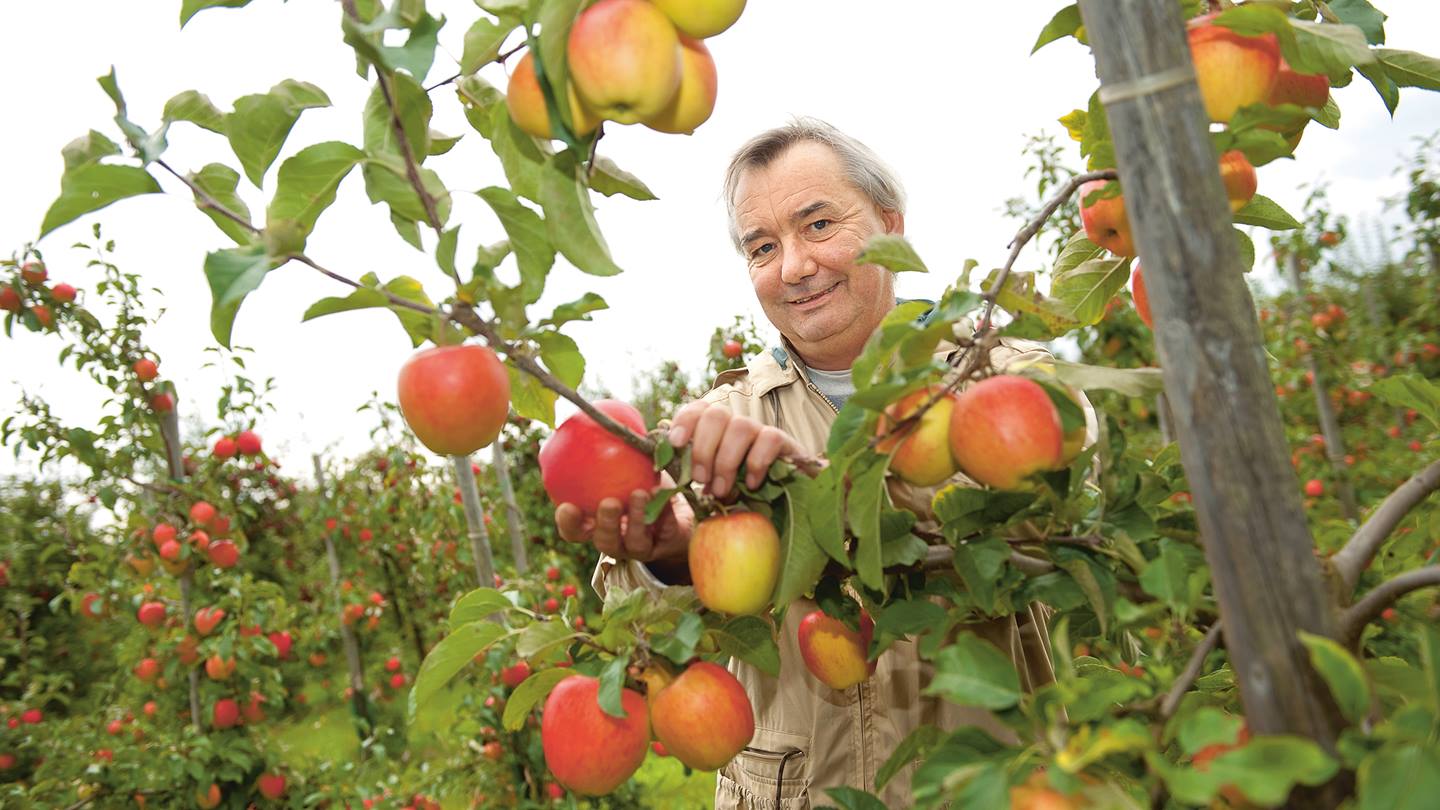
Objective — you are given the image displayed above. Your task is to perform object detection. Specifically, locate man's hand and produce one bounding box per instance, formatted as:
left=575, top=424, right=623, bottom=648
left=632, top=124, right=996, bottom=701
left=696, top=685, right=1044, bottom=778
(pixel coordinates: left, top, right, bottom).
left=667, top=400, right=806, bottom=497
left=555, top=473, right=694, bottom=571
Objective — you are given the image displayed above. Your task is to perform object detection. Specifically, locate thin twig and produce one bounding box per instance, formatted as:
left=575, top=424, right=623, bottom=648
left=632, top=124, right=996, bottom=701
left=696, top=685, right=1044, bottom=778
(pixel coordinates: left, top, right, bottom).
left=1341, top=565, right=1440, bottom=645
left=290, top=255, right=440, bottom=317
left=155, top=158, right=259, bottom=235
left=1332, top=459, right=1440, bottom=590
left=1009, top=551, right=1056, bottom=576
left=1161, top=621, right=1223, bottom=719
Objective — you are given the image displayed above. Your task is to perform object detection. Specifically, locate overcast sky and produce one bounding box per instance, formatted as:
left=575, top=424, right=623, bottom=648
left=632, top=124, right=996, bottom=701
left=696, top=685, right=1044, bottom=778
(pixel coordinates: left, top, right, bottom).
left=2, top=1, right=1438, bottom=480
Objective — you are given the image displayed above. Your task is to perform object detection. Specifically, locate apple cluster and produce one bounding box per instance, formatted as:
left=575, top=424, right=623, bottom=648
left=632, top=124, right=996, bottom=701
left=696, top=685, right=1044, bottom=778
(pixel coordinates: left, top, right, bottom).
left=505, top=0, right=745, bottom=141
left=0, top=260, right=75, bottom=332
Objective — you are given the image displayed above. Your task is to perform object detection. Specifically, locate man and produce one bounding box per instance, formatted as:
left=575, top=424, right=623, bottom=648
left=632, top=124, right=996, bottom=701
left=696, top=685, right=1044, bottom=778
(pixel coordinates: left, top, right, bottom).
left=556, top=119, right=1074, bottom=808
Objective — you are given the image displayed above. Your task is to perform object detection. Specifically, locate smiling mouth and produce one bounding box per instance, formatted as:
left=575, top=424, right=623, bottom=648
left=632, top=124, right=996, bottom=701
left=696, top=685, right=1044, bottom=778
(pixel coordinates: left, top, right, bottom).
left=788, top=282, right=841, bottom=306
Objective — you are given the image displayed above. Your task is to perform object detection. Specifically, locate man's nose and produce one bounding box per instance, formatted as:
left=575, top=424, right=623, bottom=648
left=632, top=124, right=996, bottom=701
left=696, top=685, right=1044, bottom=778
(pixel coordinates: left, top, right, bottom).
left=778, top=242, right=818, bottom=286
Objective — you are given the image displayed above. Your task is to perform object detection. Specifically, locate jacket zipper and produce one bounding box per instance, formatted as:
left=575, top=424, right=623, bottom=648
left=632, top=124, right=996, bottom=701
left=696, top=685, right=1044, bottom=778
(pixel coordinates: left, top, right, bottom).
left=805, top=381, right=841, bottom=415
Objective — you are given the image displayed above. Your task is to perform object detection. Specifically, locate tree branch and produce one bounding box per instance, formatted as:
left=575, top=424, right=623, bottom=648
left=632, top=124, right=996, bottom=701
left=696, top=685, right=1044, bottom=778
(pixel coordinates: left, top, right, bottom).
left=155, top=158, right=259, bottom=235
left=1332, top=459, right=1440, bottom=590
left=1161, top=621, right=1223, bottom=719
left=291, top=255, right=440, bottom=317
left=1341, top=565, right=1440, bottom=645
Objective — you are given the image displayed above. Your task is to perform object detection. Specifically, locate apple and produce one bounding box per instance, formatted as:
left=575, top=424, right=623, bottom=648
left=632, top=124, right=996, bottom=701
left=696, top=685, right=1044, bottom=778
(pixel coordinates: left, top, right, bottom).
left=133, top=358, right=158, bottom=381
left=562, top=584, right=578, bottom=598
left=506, top=51, right=600, bottom=140
left=81, top=591, right=106, bottom=619
left=1304, top=479, right=1324, bottom=497
left=482, top=741, right=504, bottom=761
left=208, top=540, right=239, bottom=569
left=20, top=262, right=47, bottom=284
left=721, top=339, right=742, bottom=359
left=213, top=698, right=240, bottom=729
left=206, top=654, right=236, bottom=680
left=20, top=708, right=42, bottom=724
left=149, top=392, right=174, bottom=413
left=1010, top=771, right=1084, bottom=810
left=189, top=530, right=210, bottom=551
left=268, top=630, right=293, bottom=659
left=242, top=691, right=266, bottom=723
left=389, top=673, right=406, bottom=689
left=0, top=287, right=19, bottom=312
left=541, top=675, right=650, bottom=796
left=567, top=0, right=682, bottom=125
left=137, top=601, right=166, bottom=628
left=546, top=565, right=561, bottom=581
left=1187, top=13, right=1279, bottom=123
left=501, top=661, right=532, bottom=688
left=51, top=283, right=76, bottom=303
left=257, top=773, right=286, bottom=800
left=949, top=375, right=1064, bottom=490
left=797, top=610, right=874, bottom=691
left=31, top=304, right=53, bottom=328
left=194, top=607, right=225, bottom=636
left=236, top=429, right=262, bottom=456
left=651, top=0, right=745, bottom=38
left=876, top=386, right=960, bottom=486
left=152, top=523, right=177, bottom=547
left=1079, top=180, right=1135, bottom=257
left=189, top=501, right=216, bottom=527
left=644, top=36, right=718, bottom=135
left=1318, top=231, right=1340, bottom=247
left=197, top=784, right=222, bottom=810
left=688, top=512, right=780, bottom=615
left=1217, top=149, right=1256, bottom=212
left=143, top=701, right=157, bottom=717
left=540, top=400, right=659, bottom=514
left=177, top=635, right=201, bottom=666
left=397, top=343, right=510, bottom=456
left=213, top=436, right=238, bottom=459
left=649, top=661, right=753, bottom=770
left=1267, top=57, right=1329, bottom=110
left=385, top=656, right=402, bottom=673
left=158, top=539, right=183, bottom=562
left=134, top=658, right=161, bottom=682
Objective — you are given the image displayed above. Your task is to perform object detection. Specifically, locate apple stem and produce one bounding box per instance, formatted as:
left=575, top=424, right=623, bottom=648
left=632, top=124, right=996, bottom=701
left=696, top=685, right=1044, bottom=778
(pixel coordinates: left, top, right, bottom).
left=1339, top=565, right=1440, bottom=646
left=1331, top=458, right=1440, bottom=590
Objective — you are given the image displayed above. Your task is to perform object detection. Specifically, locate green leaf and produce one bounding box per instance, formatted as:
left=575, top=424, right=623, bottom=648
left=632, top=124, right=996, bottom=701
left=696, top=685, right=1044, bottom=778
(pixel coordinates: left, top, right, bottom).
left=1206, top=736, right=1339, bottom=806
left=516, top=618, right=574, bottom=660
left=342, top=8, right=445, bottom=80
left=820, top=787, right=888, bottom=810
left=407, top=620, right=507, bottom=725
left=448, top=588, right=515, bottom=627
left=501, top=668, right=573, bottom=731
left=1233, top=194, right=1302, bottom=230
left=856, top=234, right=928, bottom=273
left=540, top=292, right=608, bottom=327
left=1358, top=60, right=1400, bottom=114
left=985, top=269, right=1080, bottom=338
left=711, top=615, right=780, bottom=677
left=362, top=153, right=451, bottom=227
left=508, top=365, right=557, bottom=426
left=536, top=0, right=583, bottom=136
left=163, top=90, right=226, bottom=134
left=652, top=612, right=704, bottom=664
left=227, top=80, right=331, bottom=187
left=876, top=725, right=945, bottom=790
left=1032, top=4, right=1082, bottom=54
left=180, top=0, right=252, bottom=27
left=597, top=655, right=629, bottom=718
left=436, top=226, right=460, bottom=278
left=188, top=163, right=256, bottom=245
left=1139, top=537, right=1191, bottom=608
left=1356, top=744, right=1440, bottom=810
left=461, top=17, right=516, bottom=74
left=1052, top=547, right=1114, bottom=636
left=848, top=457, right=887, bottom=590
left=477, top=186, right=555, bottom=303
left=948, top=537, right=1012, bottom=614
left=771, top=475, right=829, bottom=609
left=1328, top=0, right=1386, bottom=45
left=1287, top=20, right=1376, bottom=81
left=364, top=72, right=432, bottom=160
left=60, top=130, right=121, bottom=170
left=589, top=156, right=658, bottom=201
left=535, top=331, right=584, bottom=389
left=266, top=141, right=364, bottom=237
left=204, top=244, right=273, bottom=347
left=1045, top=359, right=1165, bottom=397
left=540, top=152, right=622, bottom=276
left=933, top=486, right=1036, bottom=538
left=302, top=272, right=437, bottom=347
left=1377, top=49, right=1440, bottom=91
left=429, top=129, right=462, bottom=155
left=1051, top=257, right=1130, bottom=326
left=1370, top=374, right=1440, bottom=428
left=39, top=164, right=162, bottom=238
left=874, top=599, right=947, bottom=640
left=1298, top=631, right=1371, bottom=723
left=1177, top=706, right=1245, bottom=755
left=925, top=632, right=1021, bottom=710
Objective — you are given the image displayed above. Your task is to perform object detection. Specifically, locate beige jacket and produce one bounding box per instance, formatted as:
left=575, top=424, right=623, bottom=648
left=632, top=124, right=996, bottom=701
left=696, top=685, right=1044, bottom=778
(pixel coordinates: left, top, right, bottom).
left=594, top=333, right=1091, bottom=808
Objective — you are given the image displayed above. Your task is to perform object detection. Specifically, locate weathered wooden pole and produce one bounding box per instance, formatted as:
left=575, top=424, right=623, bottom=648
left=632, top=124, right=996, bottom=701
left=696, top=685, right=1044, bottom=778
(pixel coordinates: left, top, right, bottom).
left=451, top=455, right=497, bottom=589
left=156, top=407, right=201, bottom=731
left=1079, top=0, right=1347, bottom=759
left=311, top=455, right=373, bottom=740
left=489, top=440, right=529, bottom=574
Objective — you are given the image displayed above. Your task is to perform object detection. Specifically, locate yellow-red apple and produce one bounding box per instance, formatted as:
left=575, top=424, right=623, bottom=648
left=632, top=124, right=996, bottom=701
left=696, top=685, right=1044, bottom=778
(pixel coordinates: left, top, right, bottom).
left=797, top=610, right=874, bottom=691
left=1079, top=180, right=1135, bottom=257
left=649, top=661, right=753, bottom=770
left=876, top=386, right=959, bottom=486
left=651, top=0, right=745, bottom=38
left=1187, top=13, right=1279, bottom=123
left=506, top=51, right=600, bottom=140
left=1217, top=149, right=1256, bottom=212
left=949, top=375, right=1063, bottom=490
left=197, top=784, right=222, bottom=809
left=541, top=675, right=649, bottom=796
left=567, top=0, right=681, bottom=125
left=688, top=512, right=780, bottom=615
left=539, top=400, right=659, bottom=514
left=1131, top=265, right=1153, bottom=329
left=397, top=343, right=510, bottom=456
left=1267, top=57, right=1329, bottom=111
left=644, top=36, right=718, bottom=135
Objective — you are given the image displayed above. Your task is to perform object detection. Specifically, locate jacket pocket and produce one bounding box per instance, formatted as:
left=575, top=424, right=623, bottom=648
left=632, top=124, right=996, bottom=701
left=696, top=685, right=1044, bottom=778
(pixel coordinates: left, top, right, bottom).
left=715, top=745, right=810, bottom=810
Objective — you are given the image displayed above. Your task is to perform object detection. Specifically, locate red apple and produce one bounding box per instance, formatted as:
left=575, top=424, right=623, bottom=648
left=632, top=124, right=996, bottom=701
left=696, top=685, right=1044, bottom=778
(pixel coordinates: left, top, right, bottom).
left=194, top=607, right=225, bottom=636
left=149, top=392, right=174, bottom=413
left=213, top=697, right=241, bottom=729
left=1079, top=180, right=1136, bottom=257
left=213, top=436, right=238, bottom=459
left=688, top=512, right=780, bottom=615
left=81, top=591, right=106, bottom=619
left=20, top=262, right=47, bottom=284
left=137, top=601, right=166, bottom=628
left=1187, top=13, right=1280, bottom=123
left=51, top=283, right=76, bottom=303
left=649, top=661, right=753, bottom=770
left=257, top=773, right=286, bottom=800
left=541, top=675, right=650, bottom=796
left=1217, top=149, right=1256, bottom=212
left=876, top=386, right=960, bottom=486
left=397, top=343, right=511, bottom=456
left=644, top=35, right=718, bottom=135
left=236, top=429, right=262, bottom=456
left=268, top=630, right=293, bottom=659
left=152, top=523, right=177, bottom=547
left=501, top=661, right=532, bottom=688
left=505, top=50, right=600, bottom=140
left=721, top=339, right=742, bottom=359
left=797, top=610, right=874, bottom=691
left=1304, top=479, right=1324, bottom=497
left=1267, top=57, right=1329, bottom=110
left=207, top=540, right=239, bottom=569
left=385, top=656, right=402, bottom=673
left=189, top=501, right=216, bottom=527
left=242, top=691, right=266, bottom=724
left=546, top=566, right=561, bottom=581
left=567, top=0, right=682, bottom=125
left=133, top=358, right=158, bottom=381
left=540, top=400, right=659, bottom=514
left=389, top=673, right=406, bottom=689
left=31, top=304, right=53, bottom=328
left=134, top=658, right=161, bottom=682
left=949, top=375, right=1064, bottom=490
left=0, top=287, right=20, bottom=312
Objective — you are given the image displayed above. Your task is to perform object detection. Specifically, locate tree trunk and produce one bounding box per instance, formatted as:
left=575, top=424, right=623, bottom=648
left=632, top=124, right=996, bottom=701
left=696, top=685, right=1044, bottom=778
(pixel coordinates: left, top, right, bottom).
left=157, top=408, right=202, bottom=731
left=490, top=443, right=529, bottom=575
left=451, top=455, right=497, bottom=590
left=1079, top=0, right=1347, bottom=764
left=311, top=455, right=373, bottom=740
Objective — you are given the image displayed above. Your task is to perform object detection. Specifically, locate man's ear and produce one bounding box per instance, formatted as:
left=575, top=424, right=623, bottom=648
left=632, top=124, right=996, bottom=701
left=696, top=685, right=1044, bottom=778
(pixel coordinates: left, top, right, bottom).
left=882, top=209, right=905, bottom=235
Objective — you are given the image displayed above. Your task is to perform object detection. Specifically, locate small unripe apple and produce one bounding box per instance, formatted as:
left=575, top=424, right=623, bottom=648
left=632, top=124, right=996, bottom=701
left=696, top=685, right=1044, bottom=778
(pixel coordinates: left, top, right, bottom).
left=643, top=36, right=718, bottom=135
left=397, top=344, right=511, bottom=456
left=541, top=675, right=650, bottom=796
left=505, top=51, right=600, bottom=140
left=1079, top=180, right=1135, bottom=257
left=540, top=400, right=658, bottom=514
left=1217, top=150, right=1256, bottom=212
left=51, top=283, right=76, bottom=303
left=194, top=607, right=225, bottom=635
left=1187, top=13, right=1280, bottom=123
left=649, top=661, right=753, bottom=770
left=949, top=375, right=1064, bottom=490
left=688, top=512, right=780, bottom=615
left=567, top=0, right=682, bottom=125
left=875, top=386, right=960, bottom=486
left=797, top=610, right=874, bottom=691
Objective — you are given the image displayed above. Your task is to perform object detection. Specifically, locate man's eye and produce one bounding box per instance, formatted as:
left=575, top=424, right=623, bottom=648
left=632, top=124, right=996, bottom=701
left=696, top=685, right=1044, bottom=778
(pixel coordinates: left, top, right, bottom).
left=809, top=219, right=831, bottom=232
left=750, top=243, right=775, bottom=259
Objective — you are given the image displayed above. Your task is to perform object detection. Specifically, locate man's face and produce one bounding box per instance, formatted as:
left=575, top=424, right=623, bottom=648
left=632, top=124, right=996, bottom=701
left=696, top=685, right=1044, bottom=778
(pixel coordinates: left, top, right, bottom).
left=733, top=141, right=903, bottom=371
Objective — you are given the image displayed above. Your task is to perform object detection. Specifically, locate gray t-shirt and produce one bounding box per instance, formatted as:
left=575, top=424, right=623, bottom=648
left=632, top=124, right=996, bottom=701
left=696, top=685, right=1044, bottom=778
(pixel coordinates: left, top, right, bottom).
left=805, top=365, right=855, bottom=410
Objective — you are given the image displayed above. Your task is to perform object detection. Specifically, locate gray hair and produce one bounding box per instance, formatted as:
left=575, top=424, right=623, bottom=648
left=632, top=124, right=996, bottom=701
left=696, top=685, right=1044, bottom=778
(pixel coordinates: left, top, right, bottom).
left=723, top=117, right=907, bottom=253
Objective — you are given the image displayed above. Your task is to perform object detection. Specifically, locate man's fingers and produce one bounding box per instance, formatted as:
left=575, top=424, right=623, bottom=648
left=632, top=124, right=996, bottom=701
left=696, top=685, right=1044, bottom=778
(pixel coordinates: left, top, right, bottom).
left=709, top=417, right=761, bottom=496
left=667, top=400, right=709, bottom=447
left=555, top=503, right=590, bottom=543
left=590, top=497, right=626, bottom=559
left=744, top=427, right=793, bottom=489
left=621, top=489, right=655, bottom=560
left=688, top=405, right=732, bottom=484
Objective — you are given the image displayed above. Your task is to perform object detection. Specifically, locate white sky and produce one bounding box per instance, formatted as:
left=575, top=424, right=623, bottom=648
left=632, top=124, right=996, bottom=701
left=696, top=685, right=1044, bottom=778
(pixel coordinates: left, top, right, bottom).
left=2, top=1, right=1438, bottom=479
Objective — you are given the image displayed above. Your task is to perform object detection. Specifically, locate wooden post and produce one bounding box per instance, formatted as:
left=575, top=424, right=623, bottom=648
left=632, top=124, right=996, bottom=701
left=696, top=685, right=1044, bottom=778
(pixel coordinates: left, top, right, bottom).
left=1078, top=0, right=1347, bottom=756
left=156, top=407, right=202, bottom=731
left=451, top=455, right=497, bottom=589
left=489, top=442, right=529, bottom=574
left=311, top=455, right=373, bottom=740
left=1286, top=253, right=1359, bottom=521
